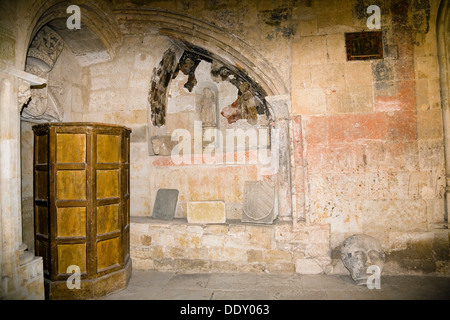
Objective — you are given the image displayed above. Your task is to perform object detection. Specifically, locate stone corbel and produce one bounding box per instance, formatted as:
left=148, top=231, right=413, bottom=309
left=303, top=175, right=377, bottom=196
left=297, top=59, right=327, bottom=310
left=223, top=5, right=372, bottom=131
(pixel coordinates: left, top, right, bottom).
left=0, top=61, right=46, bottom=86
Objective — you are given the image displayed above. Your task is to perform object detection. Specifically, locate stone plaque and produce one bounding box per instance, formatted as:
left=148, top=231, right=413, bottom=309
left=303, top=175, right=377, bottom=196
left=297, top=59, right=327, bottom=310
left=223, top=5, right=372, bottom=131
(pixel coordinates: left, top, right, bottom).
left=345, top=31, right=383, bottom=61
left=242, top=181, right=275, bottom=224
left=187, top=201, right=226, bottom=224
left=152, top=189, right=179, bottom=220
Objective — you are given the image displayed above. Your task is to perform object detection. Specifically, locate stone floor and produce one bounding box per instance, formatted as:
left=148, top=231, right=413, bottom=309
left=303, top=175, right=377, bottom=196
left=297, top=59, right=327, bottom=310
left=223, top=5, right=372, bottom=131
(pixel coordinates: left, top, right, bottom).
left=102, top=270, right=450, bottom=300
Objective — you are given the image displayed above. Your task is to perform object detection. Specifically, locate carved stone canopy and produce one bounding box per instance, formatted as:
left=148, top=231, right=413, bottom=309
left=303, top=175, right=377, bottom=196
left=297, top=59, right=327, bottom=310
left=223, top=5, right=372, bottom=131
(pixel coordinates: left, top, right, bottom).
left=21, top=25, right=64, bottom=123
left=27, top=26, right=64, bottom=72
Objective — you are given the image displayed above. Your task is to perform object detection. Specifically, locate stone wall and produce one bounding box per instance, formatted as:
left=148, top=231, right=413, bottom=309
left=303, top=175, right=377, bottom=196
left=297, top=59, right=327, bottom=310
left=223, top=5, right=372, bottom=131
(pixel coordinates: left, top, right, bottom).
left=12, top=0, right=450, bottom=280
left=131, top=218, right=330, bottom=274
left=289, top=0, right=449, bottom=272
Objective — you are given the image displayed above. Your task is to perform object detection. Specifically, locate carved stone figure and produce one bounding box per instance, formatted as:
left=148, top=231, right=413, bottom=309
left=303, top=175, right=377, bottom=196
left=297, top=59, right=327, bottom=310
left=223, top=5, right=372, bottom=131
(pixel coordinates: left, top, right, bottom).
left=150, top=135, right=173, bottom=156
left=341, top=234, right=385, bottom=285
left=199, top=87, right=216, bottom=127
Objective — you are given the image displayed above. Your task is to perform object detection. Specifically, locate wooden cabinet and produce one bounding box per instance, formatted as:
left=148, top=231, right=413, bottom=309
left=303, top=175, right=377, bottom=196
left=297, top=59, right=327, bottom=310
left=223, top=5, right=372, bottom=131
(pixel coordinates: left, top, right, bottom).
left=33, top=123, right=132, bottom=299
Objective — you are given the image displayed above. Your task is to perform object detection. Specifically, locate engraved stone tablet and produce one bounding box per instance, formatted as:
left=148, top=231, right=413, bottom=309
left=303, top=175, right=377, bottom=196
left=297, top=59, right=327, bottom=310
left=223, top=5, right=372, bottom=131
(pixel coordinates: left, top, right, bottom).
left=242, top=181, right=275, bottom=224
left=152, top=189, right=179, bottom=220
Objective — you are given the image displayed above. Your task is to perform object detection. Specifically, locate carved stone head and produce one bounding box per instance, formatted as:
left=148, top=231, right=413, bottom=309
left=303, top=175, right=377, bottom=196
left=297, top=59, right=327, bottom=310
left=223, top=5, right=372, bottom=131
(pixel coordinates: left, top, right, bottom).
left=341, top=234, right=385, bottom=285
left=150, top=135, right=173, bottom=156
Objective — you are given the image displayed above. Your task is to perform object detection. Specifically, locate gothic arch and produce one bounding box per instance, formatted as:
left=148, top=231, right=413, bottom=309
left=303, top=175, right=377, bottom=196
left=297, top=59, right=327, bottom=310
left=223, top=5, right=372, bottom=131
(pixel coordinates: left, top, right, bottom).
left=16, top=0, right=122, bottom=70
left=129, top=10, right=294, bottom=220
left=114, top=8, right=288, bottom=101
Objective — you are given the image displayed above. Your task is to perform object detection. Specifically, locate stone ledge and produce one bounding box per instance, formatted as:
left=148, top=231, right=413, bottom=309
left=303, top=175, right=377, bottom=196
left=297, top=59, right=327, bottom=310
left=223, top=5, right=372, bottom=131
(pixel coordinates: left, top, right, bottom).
left=131, top=216, right=294, bottom=227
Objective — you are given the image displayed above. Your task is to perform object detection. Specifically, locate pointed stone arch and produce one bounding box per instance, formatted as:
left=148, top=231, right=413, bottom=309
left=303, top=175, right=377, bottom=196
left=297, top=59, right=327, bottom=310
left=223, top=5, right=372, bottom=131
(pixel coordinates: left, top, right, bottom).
left=119, top=9, right=294, bottom=220
left=115, top=8, right=288, bottom=100
left=16, top=0, right=122, bottom=69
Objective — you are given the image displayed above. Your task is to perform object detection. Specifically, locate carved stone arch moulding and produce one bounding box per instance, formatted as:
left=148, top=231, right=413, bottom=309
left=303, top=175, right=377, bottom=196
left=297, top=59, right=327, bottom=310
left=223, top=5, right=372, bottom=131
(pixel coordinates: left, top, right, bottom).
left=18, top=0, right=122, bottom=69
left=130, top=9, right=294, bottom=221
left=114, top=8, right=288, bottom=99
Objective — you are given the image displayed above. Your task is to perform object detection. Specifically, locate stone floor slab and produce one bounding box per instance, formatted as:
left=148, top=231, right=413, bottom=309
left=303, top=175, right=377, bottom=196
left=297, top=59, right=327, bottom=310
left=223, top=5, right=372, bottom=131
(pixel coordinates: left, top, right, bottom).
left=102, top=270, right=450, bottom=300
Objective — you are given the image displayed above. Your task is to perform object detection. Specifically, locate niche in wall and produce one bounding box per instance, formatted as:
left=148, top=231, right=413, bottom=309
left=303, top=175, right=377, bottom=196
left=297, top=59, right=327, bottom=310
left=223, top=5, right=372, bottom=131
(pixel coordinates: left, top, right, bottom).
left=148, top=43, right=272, bottom=157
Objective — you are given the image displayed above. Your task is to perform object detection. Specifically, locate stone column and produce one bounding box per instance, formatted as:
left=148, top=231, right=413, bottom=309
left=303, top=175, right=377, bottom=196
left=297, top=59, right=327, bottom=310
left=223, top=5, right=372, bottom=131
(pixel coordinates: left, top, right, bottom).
left=0, top=62, right=45, bottom=299
left=0, top=73, right=20, bottom=296
left=437, top=0, right=450, bottom=229
left=265, top=95, right=293, bottom=221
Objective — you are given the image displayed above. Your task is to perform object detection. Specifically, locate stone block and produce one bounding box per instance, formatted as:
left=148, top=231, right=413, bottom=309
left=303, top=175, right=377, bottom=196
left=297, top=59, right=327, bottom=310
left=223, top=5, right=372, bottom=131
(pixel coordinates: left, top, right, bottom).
left=362, top=200, right=428, bottom=233
left=295, top=258, right=324, bottom=274
left=263, top=250, right=292, bottom=263
left=326, top=33, right=346, bottom=63
left=247, top=249, right=263, bottom=263
left=311, top=63, right=346, bottom=88
left=292, top=36, right=327, bottom=66
left=340, top=86, right=374, bottom=113
left=417, top=108, right=444, bottom=140
left=345, top=61, right=373, bottom=87
left=415, top=79, right=429, bottom=110
left=415, top=56, right=440, bottom=80
left=187, top=201, right=226, bottom=224
left=296, top=18, right=318, bottom=37
left=292, top=88, right=327, bottom=115
left=291, top=65, right=312, bottom=89
left=316, top=8, right=353, bottom=34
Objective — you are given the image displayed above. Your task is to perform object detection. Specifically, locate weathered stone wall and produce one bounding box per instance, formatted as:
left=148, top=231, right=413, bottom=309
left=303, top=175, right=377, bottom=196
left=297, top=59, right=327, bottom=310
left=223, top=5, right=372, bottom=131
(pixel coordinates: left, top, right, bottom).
left=290, top=0, right=448, bottom=273
left=131, top=217, right=330, bottom=274
left=11, top=0, right=450, bottom=278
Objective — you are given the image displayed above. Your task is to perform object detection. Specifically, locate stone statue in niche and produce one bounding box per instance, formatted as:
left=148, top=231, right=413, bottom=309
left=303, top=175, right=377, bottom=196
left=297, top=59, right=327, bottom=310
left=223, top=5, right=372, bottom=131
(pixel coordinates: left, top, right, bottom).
left=340, top=234, right=385, bottom=285
left=199, top=87, right=217, bottom=127
left=21, top=26, right=64, bottom=123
